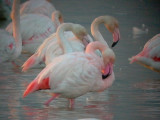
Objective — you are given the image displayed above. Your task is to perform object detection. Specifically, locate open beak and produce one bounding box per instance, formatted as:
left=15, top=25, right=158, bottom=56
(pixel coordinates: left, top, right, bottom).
left=112, top=28, right=120, bottom=47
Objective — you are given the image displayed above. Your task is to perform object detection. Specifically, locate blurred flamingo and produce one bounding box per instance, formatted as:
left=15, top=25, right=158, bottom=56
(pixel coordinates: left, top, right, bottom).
left=20, top=0, right=56, bottom=18
left=129, top=33, right=160, bottom=73
left=0, top=0, right=22, bottom=63
left=6, top=10, right=63, bottom=53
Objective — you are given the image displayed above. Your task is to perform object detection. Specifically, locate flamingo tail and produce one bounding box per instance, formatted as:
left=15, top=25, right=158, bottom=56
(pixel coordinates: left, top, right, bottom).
left=22, top=54, right=42, bottom=72
left=23, top=77, right=50, bottom=98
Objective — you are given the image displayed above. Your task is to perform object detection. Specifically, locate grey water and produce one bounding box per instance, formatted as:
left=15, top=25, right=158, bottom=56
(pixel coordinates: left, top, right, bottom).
left=0, top=0, right=160, bottom=120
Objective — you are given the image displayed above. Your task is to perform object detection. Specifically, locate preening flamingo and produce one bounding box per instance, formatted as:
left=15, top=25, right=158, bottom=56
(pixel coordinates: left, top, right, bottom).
left=0, top=0, right=21, bottom=63
left=21, top=23, right=92, bottom=72
left=6, top=10, right=63, bottom=53
left=23, top=40, right=115, bottom=108
left=22, top=15, right=120, bottom=71
left=20, top=0, right=56, bottom=18
left=129, top=34, right=160, bottom=73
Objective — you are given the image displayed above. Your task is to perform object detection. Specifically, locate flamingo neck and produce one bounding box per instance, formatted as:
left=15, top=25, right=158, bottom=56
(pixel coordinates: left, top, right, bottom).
left=52, top=11, right=63, bottom=29
left=85, top=41, right=106, bottom=54
left=12, top=0, right=22, bottom=59
left=56, top=23, right=74, bottom=53
left=91, top=16, right=110, bottom=47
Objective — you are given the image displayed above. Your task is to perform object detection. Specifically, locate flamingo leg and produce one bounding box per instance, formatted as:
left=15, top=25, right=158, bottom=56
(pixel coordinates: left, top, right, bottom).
left=44, top=93, right=59, bottom=106
left=69, top=99, right=75, bottom=108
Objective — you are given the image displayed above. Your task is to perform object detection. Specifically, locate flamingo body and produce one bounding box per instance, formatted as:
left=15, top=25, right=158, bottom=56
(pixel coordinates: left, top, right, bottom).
left=0, top=0, right=22, bottom=63
left=23, top=42, right=115, bottom=107
left=20, top=0, right=56, bottom=18
left=129, top=34, right=160, bottom=72
left=0, top=29, right=15, bottom=62
left=6, top=13, right=56, bottom=53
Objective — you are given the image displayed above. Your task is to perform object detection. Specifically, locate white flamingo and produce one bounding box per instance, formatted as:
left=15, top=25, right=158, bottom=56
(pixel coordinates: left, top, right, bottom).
left=23, top=39, right=115, bottom=108
left=129, top=34, right=160, bottom=73
left=22, top=15, right=120, bottom=71
left=20, top=0, right=56, bottom=18
left=0, top=0, right=21, bottom=63
left=6, top=10, right=63, bottom=54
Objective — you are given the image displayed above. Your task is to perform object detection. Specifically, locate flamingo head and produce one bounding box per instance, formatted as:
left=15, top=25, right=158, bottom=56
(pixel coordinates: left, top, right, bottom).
left=103, top=16, right=120, bottom=47
left=72, top=24, right=93, bottom=47
left=102, top=47, right=115, bottom=66
left=101, top=48, right=115, bottom=80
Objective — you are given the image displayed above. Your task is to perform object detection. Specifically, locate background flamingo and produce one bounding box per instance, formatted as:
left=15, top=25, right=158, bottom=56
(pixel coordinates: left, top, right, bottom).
left=6, top=10, right=63, bottom=54
left=129, top=33, right=160, bottom=73
left=20, top=0, right=56, bottom=18
left=21, top=23, right=92, bottom=72
left=23, top=40, right=115, bottom=108
left=0, top=0, right=21, bottom=63
left=91, top=15, right=120, bottom=48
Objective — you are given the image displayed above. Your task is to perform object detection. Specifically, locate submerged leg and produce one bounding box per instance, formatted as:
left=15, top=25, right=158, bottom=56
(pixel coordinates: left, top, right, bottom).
left=69, top=99, right=75, bottom=108
left=44, top=93, right=59, bottom=106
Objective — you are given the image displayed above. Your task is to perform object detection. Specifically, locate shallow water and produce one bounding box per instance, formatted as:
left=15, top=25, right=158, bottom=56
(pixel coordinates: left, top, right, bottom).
left=0, top=0, right=160, bottom=120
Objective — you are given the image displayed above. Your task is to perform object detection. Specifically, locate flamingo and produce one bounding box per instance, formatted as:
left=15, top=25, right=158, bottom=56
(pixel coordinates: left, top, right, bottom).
left=22, top=15, right=120, bottom=71
left=0, top=0, right=22, bottom=63
left=20, top=0, right=56, bottom=18
left=129, top=34, right=160, bottom=73
left=22, top=23, right=92, bottom=71
left=23, top=40, right=115, bottom=108
left=6, top=10, right=63, bottom=54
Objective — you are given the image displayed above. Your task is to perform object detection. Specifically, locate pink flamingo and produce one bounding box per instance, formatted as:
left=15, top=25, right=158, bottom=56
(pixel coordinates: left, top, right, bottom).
left=20, top=0, right=56, bottom=18
left=23, top=23, right=116, bottom=108
left=22, top=15, right=120, bottom=71
left=129, top=34, right=160, bottom=73
left=0, top=0, right=22, bottom=63
left=6, top=10, right=63, bottom=54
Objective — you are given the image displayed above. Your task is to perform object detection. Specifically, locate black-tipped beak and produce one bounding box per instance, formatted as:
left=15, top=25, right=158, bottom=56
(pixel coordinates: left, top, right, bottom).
left=111, top=41, right=119, bottom=47
left=102, top=73, right=111, bottom=79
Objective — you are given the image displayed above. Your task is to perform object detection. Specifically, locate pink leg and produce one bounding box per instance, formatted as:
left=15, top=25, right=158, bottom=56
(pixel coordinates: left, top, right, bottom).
left=44, top=93, right=59, bottom=106
left=69, top=99, right=75, bottom=108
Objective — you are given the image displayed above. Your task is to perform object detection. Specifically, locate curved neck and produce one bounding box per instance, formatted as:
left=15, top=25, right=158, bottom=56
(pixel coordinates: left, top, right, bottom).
left=52, top=11, right=63, bottom=29
left=12, top=0, right=22, bottom=58
left=91, top=16, right=114, bottom=47
left=85, top=41, right=106, bottom=54
left=56, top=23, right=74, bottom=53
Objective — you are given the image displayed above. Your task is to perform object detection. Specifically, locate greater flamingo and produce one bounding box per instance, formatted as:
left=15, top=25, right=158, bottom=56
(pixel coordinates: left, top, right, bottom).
left=20, top=0, right=56, bottom=18
left=23, top=40, right=115, bottom=108
left=22, top=15, right=120, bottom=71
left=129, top=34, right=160, bottom=73
left=0, top=0, right=21, bottom=63
left=6, top=10, right=63, bottom=53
